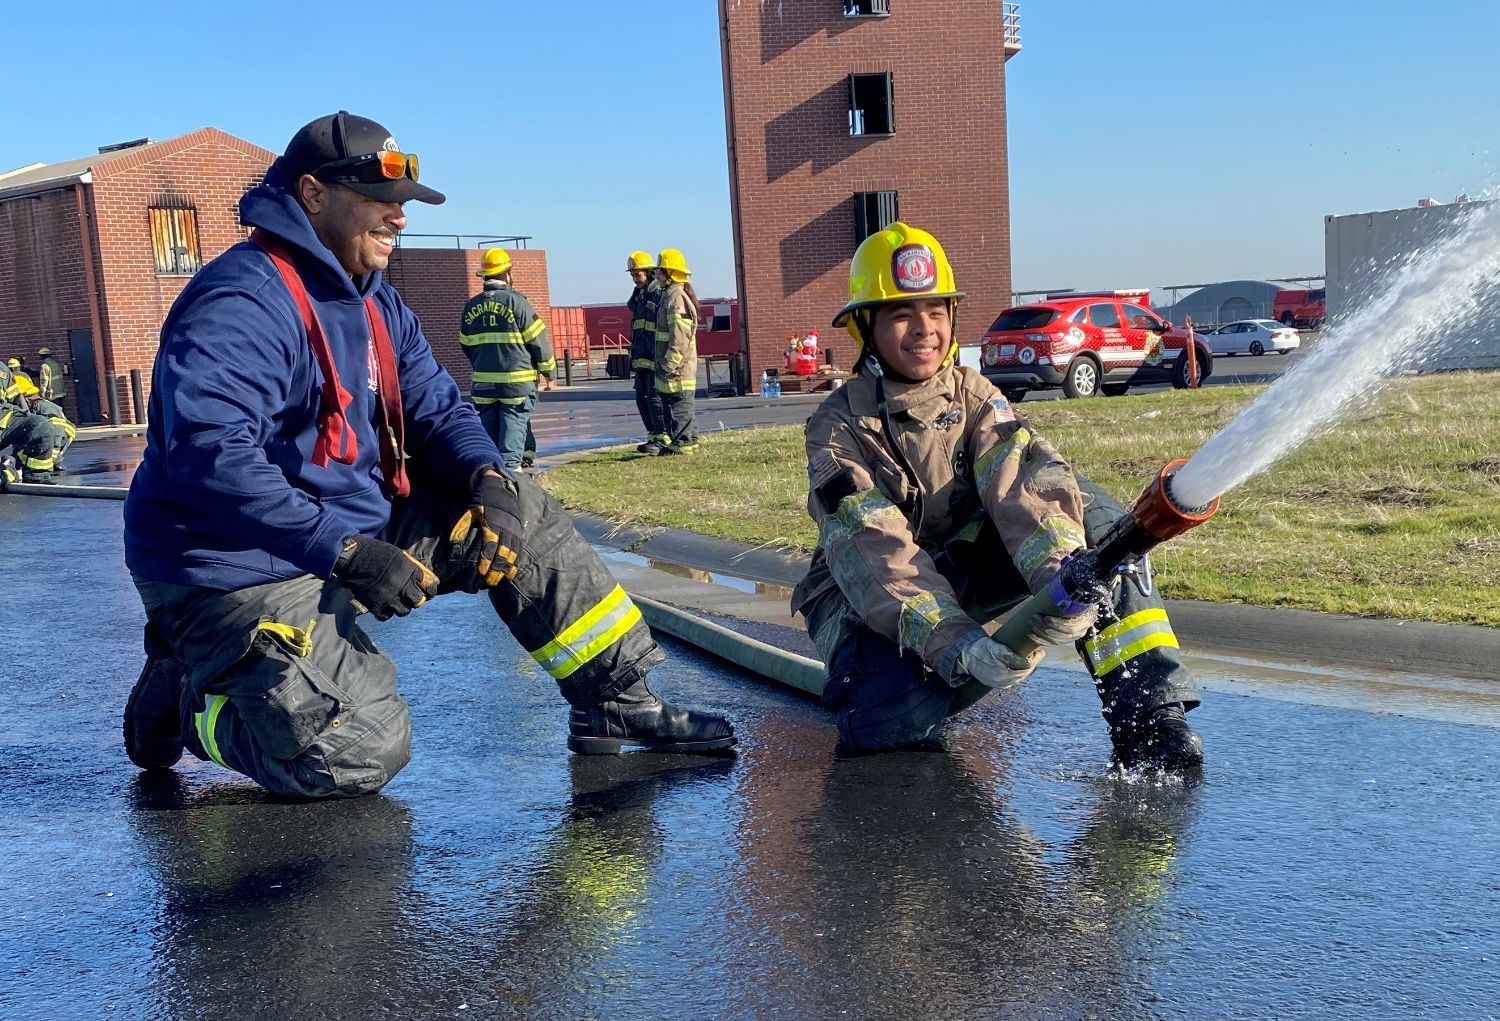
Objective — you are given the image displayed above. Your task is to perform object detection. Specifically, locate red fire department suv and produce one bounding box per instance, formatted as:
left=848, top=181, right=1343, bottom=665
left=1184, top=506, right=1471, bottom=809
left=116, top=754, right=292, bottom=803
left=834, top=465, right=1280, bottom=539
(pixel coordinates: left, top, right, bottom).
left=978, top=290, right=1212, bottom=400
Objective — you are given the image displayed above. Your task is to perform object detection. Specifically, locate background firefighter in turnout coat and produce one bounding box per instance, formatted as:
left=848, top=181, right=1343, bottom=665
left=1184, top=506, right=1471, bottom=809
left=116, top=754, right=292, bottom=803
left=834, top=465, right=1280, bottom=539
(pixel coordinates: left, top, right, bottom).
left=1, top=360, right=63, bottom=483
left=792, top=222, right=1202, bottom=770
left=461, top=248, right=555, bottom=470
left=651, top=248, right=698, bottom=454
left=625, top=251, right=668, bottom=454
left=121, top=112, right=734, bottom=800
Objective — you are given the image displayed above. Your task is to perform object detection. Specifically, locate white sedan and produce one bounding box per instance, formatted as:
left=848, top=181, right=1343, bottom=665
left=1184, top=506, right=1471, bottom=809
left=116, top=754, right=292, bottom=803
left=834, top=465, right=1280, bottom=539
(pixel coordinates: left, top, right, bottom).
left=1202, top=319, right=1301, bottom=356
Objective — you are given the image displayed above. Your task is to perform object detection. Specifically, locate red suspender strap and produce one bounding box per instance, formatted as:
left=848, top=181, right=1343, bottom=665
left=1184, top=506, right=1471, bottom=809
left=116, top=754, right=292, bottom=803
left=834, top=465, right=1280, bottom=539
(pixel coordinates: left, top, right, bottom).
left=364, top=300, right=409, bottom=497
left=251, top=229, right=408, bottom=497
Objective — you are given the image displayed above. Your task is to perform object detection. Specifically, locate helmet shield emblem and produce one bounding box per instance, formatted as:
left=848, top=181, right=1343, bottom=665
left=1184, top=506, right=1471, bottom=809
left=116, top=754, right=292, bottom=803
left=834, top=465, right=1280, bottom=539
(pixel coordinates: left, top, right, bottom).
left=892, top=244, right=936, bottom=293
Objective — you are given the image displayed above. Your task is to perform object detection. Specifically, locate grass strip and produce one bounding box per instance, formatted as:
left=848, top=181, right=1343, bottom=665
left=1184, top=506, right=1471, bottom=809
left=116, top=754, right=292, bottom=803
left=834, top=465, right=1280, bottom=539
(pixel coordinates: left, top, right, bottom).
left=539, top=373, right=1500, bottom=627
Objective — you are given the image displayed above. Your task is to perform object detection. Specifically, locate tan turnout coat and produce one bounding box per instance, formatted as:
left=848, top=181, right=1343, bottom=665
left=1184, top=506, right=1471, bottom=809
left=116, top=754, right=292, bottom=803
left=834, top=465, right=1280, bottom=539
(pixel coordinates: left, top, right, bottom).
left=793, top=364, right=1087, bottom=681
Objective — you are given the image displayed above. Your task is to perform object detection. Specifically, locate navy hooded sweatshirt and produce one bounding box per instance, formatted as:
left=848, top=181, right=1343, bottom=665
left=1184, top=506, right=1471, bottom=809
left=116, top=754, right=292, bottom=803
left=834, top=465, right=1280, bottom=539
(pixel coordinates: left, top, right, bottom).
left=124, top=159, right=500, bottom=591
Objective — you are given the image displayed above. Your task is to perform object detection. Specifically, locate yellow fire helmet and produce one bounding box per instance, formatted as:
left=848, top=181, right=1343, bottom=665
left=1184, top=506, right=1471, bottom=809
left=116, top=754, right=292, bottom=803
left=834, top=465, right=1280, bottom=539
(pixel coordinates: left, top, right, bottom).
left=5, top=357, right=18, bottom=369
left=657, top=248, right=691, bottom=282
left=38, top=347, right=51, bottom=356
left=477, top=248, right=513, bottom=278
left=832, top=221, right=965, bottom=365
left=627, top=250, right=655, bottom=273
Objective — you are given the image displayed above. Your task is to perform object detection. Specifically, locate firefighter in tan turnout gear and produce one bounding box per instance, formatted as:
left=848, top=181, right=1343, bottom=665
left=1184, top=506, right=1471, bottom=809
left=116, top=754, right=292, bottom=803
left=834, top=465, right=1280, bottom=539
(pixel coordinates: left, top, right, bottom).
left=792, top=223, right=1203, bottom=769
left=651, top=248, right=698, bottom=454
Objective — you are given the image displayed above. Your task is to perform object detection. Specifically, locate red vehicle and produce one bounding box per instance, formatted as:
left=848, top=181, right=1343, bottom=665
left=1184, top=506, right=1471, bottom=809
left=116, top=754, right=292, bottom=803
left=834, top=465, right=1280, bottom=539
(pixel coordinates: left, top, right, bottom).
left=1272, top=287, right=1325, bottom=329
left=979, top=290, right=1212, bottom=400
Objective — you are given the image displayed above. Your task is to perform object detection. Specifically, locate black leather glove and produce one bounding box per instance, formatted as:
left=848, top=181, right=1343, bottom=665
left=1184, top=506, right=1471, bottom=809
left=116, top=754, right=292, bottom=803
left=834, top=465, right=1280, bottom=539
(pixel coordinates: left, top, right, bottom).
left=333, top=536, right=439, bottom=621
left=448, top=469, right=525, bottom=587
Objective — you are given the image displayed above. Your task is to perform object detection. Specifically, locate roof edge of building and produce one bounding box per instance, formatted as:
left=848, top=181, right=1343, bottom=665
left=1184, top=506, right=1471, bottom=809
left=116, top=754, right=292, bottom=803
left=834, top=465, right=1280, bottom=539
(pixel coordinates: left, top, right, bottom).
left=93, top=127, right=276, bottom=177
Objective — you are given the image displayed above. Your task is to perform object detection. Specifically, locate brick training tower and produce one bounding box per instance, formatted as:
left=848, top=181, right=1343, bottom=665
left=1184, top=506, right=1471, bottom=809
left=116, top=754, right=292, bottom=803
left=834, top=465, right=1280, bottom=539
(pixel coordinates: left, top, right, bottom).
left=718, top=0, right=1021, bottom=384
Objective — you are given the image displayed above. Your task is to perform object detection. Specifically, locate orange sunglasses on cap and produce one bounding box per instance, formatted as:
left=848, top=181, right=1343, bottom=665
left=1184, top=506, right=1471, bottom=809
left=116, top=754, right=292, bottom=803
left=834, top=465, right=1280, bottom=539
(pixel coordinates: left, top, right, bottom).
left=313, top=149, right=421, bottom=183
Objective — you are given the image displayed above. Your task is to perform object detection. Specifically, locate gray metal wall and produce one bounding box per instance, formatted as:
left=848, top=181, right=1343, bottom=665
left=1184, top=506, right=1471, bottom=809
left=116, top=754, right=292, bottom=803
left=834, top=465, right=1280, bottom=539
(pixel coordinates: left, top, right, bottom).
left=1325, top=202, right=1500, bottom=370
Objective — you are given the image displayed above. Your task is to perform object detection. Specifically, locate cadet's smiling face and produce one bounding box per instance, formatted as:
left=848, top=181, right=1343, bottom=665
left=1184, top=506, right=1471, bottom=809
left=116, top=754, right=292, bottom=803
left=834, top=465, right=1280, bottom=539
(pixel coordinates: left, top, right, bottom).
left=299, top=177, right=408, bottom=278
left=871, top=299, right=952, bottom=380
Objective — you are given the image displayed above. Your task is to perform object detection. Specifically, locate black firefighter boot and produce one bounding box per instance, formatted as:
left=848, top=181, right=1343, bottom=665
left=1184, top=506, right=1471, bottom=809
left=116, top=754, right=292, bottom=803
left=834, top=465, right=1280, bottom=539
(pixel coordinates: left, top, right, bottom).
left=568, top=679, right=737, bottom=755
left=1109, top=703, right=1204, bottom=773
left=123, top=658, right=186, bottom=770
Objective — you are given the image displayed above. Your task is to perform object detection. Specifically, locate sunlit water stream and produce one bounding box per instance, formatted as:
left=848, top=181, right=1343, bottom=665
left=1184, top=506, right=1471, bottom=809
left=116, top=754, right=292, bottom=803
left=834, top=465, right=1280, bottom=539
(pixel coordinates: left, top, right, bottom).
left=1171, top=198, right=1500, bottom=509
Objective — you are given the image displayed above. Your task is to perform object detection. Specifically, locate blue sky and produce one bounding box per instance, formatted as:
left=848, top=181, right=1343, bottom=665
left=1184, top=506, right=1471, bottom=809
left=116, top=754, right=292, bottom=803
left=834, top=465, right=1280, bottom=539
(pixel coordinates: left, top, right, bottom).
left=5, top=1, right=1495, bottom=305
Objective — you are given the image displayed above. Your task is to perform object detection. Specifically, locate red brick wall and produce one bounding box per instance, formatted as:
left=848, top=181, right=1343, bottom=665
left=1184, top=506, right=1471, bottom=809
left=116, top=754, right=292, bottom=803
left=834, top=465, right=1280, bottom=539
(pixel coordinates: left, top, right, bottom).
left=719, top=0, right=1013, bottom=380
left=0, top=188, right=92, bottom=369
left=90, top=128, right=274, bottom=421
left=387, top=247, right=551, bottom=393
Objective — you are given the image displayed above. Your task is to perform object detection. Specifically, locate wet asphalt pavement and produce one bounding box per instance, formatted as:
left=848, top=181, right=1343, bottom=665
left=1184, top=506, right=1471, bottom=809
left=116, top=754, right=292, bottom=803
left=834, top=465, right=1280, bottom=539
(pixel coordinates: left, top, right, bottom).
left=4, top=490, right=1500, bottom=1020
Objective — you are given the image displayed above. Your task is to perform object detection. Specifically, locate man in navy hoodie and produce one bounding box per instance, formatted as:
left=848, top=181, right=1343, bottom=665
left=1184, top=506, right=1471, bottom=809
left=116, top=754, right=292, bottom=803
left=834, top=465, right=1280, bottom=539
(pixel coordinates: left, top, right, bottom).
left=122, top=112, right=735, bottom=799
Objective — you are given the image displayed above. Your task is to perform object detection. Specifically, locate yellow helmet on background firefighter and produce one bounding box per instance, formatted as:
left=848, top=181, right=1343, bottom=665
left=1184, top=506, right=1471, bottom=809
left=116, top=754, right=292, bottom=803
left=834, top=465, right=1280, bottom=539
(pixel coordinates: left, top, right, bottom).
left=626, top=250, right=656, bottom=273
left=477, top=248, right=513, bottom=278
left=832, top=222, right=965, bottom=366
left=656, top=249, right=691, bottom=282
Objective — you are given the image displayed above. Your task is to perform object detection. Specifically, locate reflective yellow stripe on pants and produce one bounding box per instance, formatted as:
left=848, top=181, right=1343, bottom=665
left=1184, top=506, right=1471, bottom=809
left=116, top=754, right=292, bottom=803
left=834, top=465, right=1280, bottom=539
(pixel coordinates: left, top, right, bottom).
left=531, top=585, right=642, bottom=681
left=195, top=694, right=231, bottom=767
left=1083, top=608, right=1179, bottom=677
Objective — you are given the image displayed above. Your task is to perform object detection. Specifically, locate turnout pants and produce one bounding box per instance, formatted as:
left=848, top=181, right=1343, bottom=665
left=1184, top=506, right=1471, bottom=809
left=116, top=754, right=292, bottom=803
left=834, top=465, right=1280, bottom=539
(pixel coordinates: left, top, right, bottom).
left=658, top=389, right=697, bottom=449
left=804, top=477, right=1199, bottom=753
left=133, top=477, right=664, bottom=799
left=633, top=369, right=667, bottom=444
left=0, top=410, right=58, bottom=476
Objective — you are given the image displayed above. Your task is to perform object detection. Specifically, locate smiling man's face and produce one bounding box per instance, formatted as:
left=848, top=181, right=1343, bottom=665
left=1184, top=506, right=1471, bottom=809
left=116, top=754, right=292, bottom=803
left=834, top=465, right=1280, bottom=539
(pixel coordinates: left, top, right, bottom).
left=300, top=177, right=407, bottom=278
left=871, top=298, right=952, bottom=381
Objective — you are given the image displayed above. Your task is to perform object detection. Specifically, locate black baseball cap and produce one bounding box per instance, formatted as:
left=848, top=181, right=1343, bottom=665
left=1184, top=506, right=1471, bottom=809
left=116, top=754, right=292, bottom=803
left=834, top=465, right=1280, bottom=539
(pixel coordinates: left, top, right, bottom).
left=282, top=111, right=446, bottom=205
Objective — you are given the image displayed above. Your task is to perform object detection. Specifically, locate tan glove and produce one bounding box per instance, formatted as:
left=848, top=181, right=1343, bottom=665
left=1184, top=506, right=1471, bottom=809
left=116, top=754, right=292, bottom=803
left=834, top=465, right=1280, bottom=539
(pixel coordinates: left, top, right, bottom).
left=1025, top=603, right=1099, bottom=646
left=955, top=634, right=1037, bottom=690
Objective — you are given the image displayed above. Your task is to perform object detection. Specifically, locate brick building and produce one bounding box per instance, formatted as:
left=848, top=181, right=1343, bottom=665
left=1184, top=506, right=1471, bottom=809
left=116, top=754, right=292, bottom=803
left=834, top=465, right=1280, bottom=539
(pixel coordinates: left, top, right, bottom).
left=0, top=129, right=275, bottom=423
left=0, top=127, right=547, bottom=424
left=718, top=0, right=1021, bottom=383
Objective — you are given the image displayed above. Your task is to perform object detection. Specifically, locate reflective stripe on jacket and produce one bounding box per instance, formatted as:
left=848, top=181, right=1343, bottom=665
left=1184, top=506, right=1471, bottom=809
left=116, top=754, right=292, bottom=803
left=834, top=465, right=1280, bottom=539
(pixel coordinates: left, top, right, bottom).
left=653, top=282, right=697, bottom=395
left=461, top=279, right=556, bottom=405
left=0, top=365, right=23, bottom=407
left=628, top=281, right=662, bottom=371
left=792, top=364, right=1087, bottom=681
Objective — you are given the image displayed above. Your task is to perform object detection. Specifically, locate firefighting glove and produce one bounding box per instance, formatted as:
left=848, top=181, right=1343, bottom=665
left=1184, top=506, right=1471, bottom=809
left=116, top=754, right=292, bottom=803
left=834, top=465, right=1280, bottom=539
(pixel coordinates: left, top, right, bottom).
left=333, top=536, right=439, bottom=621
left=448, top=469, right=525, bottom=587
left=954, top=633, right=1037, bottom=690
left=1025, top=603, right=1100, bottom=647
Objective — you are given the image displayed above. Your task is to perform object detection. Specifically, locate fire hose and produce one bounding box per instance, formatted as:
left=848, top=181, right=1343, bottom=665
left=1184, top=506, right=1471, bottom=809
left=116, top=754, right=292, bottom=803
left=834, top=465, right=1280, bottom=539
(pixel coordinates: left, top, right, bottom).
left=994, top=458, right=1219, bottom=664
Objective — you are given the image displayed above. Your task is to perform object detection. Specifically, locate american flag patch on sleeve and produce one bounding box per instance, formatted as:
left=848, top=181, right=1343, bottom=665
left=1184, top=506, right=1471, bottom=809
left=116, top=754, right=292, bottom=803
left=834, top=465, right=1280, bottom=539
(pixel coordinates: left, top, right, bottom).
left=990, top=398, right=1016, bottom=424
left=809, top=449, right=842, bottom=488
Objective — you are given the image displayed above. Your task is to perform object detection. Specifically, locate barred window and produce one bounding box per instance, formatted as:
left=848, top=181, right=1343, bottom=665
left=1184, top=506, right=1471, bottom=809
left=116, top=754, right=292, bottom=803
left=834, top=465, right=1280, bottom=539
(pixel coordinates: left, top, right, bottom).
left=150, top=206, right=202, bottom=275
left=854, top=190, right=899, bottom=244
